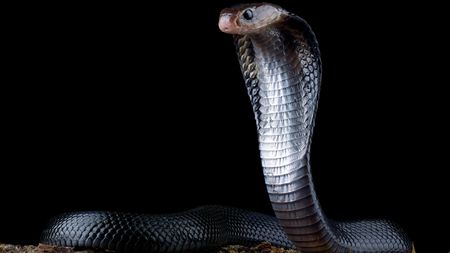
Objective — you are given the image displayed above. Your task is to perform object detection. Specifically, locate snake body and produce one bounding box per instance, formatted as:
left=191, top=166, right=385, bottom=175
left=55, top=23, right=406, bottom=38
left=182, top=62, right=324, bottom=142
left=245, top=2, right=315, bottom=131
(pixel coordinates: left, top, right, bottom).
left=41, top=3, right=412, bottom=253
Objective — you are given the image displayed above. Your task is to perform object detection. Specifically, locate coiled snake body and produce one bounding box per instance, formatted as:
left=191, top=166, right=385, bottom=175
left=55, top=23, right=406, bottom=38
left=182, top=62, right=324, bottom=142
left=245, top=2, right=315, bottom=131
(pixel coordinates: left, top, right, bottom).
left=41, top=3, right=412, bottom=253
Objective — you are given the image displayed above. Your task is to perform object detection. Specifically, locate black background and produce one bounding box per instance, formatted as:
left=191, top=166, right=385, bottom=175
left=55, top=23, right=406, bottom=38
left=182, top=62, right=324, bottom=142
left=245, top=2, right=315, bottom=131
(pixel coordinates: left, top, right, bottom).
left=2, top=1, right=449, bottom=252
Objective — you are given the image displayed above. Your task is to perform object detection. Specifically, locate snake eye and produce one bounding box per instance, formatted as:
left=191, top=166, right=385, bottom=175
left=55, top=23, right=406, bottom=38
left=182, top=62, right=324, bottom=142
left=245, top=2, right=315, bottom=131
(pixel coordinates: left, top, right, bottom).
left=242, top=9, right=253, bottom=20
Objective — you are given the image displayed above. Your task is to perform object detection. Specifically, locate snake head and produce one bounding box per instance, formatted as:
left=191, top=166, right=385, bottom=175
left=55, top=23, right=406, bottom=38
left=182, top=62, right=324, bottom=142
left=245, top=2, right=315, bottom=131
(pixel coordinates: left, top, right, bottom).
left=218, top=3, right=288, bottom=35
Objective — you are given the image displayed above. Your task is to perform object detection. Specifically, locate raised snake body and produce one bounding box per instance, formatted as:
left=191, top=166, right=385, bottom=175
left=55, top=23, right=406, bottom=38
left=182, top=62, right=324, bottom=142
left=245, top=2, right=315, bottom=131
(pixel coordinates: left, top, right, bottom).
left=41, top=3, right=412, bottom=253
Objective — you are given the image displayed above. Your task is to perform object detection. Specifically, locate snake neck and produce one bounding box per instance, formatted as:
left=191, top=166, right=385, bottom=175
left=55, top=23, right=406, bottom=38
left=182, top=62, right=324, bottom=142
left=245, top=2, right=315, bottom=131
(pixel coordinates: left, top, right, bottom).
left=246, top=27, right=338, bottom=251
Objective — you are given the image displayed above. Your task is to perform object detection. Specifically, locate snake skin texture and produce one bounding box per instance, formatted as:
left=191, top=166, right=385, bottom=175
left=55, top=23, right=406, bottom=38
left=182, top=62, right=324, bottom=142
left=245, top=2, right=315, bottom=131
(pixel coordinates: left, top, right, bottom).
left=41, top=206, right=294, bottom=252
left=41, top=3, right=412, bottom=253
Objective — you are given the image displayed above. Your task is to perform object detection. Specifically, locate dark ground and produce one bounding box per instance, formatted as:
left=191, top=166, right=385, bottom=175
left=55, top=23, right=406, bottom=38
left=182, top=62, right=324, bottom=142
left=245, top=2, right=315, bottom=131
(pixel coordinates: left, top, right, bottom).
left=1, top=1, right=449, bottom=252
left=0, top=242, right=298, bottom=253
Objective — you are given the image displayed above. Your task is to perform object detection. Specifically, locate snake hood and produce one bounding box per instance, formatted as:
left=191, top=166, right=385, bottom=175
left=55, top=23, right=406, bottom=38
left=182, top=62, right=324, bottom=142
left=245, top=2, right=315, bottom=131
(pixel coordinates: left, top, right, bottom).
left=220, top=3, right=411, bottom=253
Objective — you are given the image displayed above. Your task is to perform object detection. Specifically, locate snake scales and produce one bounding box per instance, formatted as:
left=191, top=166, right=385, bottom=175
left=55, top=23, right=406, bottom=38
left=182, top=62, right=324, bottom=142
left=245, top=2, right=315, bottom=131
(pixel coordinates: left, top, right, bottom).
left=41, top=3, right=412, bottom=253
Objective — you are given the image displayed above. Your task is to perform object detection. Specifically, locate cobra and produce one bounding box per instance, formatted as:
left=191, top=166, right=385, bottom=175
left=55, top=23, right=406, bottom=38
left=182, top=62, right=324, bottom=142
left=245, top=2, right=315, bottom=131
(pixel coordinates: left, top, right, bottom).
left=41, top=3, right=413, bottom=253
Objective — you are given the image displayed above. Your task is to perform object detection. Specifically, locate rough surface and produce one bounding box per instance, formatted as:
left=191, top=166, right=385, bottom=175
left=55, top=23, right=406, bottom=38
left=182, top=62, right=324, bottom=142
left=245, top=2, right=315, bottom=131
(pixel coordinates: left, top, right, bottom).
left=217, top=242, right=297, bottom=253
left=0, top=243, right=295, bottom=253
left=0, top=244, right=95, bottom=253
left=0, top=242, right=419, bottom=253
